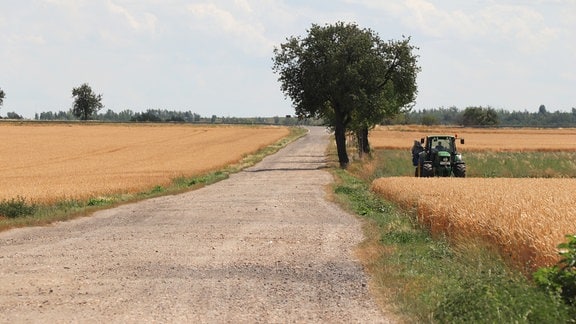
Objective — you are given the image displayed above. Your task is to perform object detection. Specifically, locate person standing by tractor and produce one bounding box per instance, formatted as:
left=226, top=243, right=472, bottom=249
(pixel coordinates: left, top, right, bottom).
left=411, top=140, right=423, bottom=166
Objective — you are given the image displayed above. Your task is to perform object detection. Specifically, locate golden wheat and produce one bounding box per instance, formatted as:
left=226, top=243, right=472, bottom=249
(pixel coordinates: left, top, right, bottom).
left=370, top=125, right=576, bottom=152
left=0, top=123, right=289, bottom=203
left=371, top=177, right=576, bottom=271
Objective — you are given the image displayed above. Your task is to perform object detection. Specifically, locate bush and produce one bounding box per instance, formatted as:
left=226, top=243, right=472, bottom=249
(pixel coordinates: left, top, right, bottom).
left=435, top=274, right=569, bottom=323
left=534, top=234, right=576, bottom=306
left=0, top=196, right=36, bottom=218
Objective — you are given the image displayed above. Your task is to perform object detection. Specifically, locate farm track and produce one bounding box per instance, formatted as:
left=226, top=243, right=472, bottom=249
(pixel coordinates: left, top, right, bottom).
left=0, top=127, right=392, bottom=323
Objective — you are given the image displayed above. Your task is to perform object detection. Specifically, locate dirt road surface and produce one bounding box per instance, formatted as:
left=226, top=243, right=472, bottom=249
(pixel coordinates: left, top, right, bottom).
left=0, top=127, right=394, bottom=323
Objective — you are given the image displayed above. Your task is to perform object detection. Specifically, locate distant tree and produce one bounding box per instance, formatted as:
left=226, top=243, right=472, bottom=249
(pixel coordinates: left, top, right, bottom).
left=421, top=115, right=438, bottom=126
left=462, top=106, right=499, bottom=126
left=118, top=109, right=135, bottom=121
left=72, top=83, right=104, bottom=120
left=273, top=22, right=420, bottom=168
left=539, top=104, right=547, bottom=114
left=0, top=87, right=5, bottom=109
left=6, top=112, right=23, bottom=119
left=131, top=110, right=162, bottom=122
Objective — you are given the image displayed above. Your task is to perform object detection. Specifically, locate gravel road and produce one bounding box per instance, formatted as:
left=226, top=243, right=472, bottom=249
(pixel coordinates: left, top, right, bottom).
left=0, top=127, right=394, bottom=323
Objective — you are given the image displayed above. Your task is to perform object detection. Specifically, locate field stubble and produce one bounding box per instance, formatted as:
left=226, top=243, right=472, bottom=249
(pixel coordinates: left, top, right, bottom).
left=0, top=123, right=289, bottom=203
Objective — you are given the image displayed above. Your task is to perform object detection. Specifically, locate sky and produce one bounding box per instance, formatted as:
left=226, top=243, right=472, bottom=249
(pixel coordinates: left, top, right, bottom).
left=0, top=0, right=574, bottom=119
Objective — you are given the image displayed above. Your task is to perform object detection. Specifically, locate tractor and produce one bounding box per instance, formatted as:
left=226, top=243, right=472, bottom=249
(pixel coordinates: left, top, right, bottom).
left=412, top=135, right=466, bottom=177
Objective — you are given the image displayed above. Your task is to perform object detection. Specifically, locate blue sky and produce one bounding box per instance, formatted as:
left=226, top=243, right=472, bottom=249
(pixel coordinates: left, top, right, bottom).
left=0, top=0, right=574, bottom=118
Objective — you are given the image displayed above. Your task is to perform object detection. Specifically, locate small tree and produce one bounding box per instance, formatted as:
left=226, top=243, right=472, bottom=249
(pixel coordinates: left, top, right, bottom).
left=0, top=87, right=5, bottom=109
left=6, top=112, right=23, bottom=119
left=539, top=104, right=547, bottom=115
left=72, top=83, right=103, bottom=120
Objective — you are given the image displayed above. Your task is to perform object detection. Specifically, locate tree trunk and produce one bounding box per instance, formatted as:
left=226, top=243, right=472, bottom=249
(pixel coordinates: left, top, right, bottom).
left=334, top=122, right=349, bottom=169
left=357, top=131, right=363, bottom=159
left=359, top=127, right=370, bottom=154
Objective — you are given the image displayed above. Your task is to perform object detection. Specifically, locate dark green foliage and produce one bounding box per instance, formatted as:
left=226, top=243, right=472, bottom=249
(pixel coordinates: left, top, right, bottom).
left=421, top=114, right=438, bottom=126
left=0, top=87, right=5, bottom=107
left=131, top=111, right=162, bottom=122
left=72, top=83, right=104, bottom=120
left=0, top=196, right=36, bottom=218
left=535, top=235, right=576, bottom=307
left=462, top=106, right=499, bottom=126
left=87, top=197, right=113, bottom=206
left=150, top=185, right=164, bottom=194
left=6, top=112, right=23, bottom=119
left=393, top=106, right=576, bottom=127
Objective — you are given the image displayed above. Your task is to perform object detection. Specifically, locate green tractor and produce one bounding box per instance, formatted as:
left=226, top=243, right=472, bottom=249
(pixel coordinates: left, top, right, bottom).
left=412, top=135, right=466, bottom=177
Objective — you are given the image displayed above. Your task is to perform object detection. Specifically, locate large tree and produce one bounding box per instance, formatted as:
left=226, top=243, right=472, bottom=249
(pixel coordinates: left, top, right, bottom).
left=272, top=22, right=420, bottom=168
left=72, top=83, right=103, bottom=120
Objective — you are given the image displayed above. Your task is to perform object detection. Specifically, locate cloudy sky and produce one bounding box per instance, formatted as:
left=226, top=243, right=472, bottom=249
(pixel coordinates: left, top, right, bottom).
left=0, top=0, right=574, bottom=118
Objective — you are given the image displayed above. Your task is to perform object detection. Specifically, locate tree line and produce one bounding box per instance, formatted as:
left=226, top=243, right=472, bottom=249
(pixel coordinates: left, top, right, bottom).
left=1, top=85, right=573, bottom=129
left=34, top=108, right=309, bottom=126
left=0, top=84, right=314, bottom=126
left=389, top=105, right=576, bottom=128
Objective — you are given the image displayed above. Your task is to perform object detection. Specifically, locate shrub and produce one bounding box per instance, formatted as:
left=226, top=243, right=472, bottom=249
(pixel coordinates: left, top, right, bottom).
left=0, top=196, right=36, bottom=218
left=534, top=234, right=576, bottom=306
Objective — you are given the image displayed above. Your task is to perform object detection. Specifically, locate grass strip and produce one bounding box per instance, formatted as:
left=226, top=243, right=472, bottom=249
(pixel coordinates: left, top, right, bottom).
left=368, top=149, right=576, bottom=178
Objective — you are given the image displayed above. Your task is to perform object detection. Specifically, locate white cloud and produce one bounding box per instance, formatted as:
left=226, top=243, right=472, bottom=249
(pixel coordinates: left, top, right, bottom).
left=186, top=2, right=274, bottom=56
left=478, top=4, right=558, bottom=51
left=106, top=1, right=158, bottom=34
left=347, top=0, right=560, bottom=51
left=234, top=0, right=253, bottom=13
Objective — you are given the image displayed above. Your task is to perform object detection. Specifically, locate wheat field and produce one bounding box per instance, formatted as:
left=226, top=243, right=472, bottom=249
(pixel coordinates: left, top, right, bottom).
left=370, top=125, right=576, bottom=152
left=368, top=126, right=576, bottom=271
left=371, top=177, right=576, bottom=271
left=0, top=123, right=289, bottom=203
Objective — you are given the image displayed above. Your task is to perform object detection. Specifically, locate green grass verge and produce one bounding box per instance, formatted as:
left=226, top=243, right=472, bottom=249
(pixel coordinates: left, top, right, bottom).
left=0, top=126, right=307, bottom=231
left=332, top=167, right=572, bottom=322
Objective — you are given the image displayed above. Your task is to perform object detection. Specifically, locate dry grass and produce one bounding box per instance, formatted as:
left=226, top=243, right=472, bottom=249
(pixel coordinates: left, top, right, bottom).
left=370, top=125, right=576, bottom=152
left=371, top=177, right=576, bottom=272
left=0, top=123, right=289, bottom=203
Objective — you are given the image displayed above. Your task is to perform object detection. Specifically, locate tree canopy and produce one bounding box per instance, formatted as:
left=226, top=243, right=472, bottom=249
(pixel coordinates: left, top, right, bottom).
left=462, top=106, right=499, bottom=126
left=0, top=87, right=5, bottom=108
left=272, top=22, right=420, bottom=167
left=72, top=83, right=103, bottom=120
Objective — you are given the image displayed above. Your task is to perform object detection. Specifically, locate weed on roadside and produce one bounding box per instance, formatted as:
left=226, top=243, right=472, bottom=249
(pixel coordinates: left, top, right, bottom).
left=0, top=196, right=36, bottom=218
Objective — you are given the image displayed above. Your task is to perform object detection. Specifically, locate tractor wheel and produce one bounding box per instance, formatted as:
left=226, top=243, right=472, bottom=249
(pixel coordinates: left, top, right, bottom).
left=422, top=163, right=433, bottom=177
left=454, top=163, right=466, bottom=177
